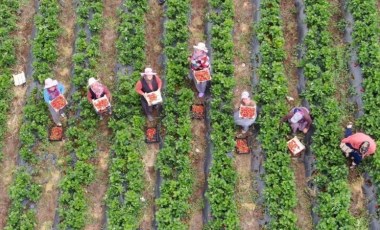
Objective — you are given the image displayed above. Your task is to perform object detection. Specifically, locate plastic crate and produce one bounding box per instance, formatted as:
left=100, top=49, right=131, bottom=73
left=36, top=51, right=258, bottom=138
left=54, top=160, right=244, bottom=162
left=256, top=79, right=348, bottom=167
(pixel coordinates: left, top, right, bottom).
left=145, top=126, right=160, bottom=144
left=235, top=137, right=250, bottom=154
left=287, top=136, right=305, bottom=157
left=49, top=126, right=63, bottom=141
left=191, top=103, right=205, bottom=119
left=193, top=69, right=211, bottom=83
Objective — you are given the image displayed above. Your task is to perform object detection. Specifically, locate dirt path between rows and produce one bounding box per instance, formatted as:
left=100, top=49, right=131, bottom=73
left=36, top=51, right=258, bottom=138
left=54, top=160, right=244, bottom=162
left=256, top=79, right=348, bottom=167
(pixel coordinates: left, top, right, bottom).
left=188, top=0, right=208, bottom=229
left=232, top=1, right=262, bottom=229
left=34, top=0, right=75, bottom=229
left=83, top=0, right=121, bottom=229
left=0, top=0, right=35, bottom=228
left=140, top=1, right=163, bottom=229
left=280, top=0, right=312, bottom=229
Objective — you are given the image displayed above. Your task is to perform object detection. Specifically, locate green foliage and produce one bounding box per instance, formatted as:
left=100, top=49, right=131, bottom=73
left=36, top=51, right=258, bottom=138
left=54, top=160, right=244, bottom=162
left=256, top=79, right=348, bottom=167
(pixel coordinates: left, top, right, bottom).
left=303, top=0, right=354, bottom=227
left=254, top=0, right=297, bottom=228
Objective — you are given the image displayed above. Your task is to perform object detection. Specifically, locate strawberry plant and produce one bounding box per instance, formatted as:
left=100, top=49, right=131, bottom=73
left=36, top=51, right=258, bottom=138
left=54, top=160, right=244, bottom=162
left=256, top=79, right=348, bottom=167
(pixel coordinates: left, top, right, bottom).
left=255, top=1, right=297, bottom=228
left=302, top=0, right=354, bottom=227
left=205, top=0, right=240, bottom=229
left=105, top=0, right=147, bottom=228
left=0, top=0, right=20, bottom=161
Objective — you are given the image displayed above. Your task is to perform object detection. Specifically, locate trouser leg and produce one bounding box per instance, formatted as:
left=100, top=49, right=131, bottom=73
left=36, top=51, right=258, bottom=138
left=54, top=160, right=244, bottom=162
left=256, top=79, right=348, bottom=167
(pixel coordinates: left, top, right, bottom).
left=344, top=128, right=353, bottom=138
left=141, top=98, right=152, bottom=116
left=195, top=81, right=207, bottom=94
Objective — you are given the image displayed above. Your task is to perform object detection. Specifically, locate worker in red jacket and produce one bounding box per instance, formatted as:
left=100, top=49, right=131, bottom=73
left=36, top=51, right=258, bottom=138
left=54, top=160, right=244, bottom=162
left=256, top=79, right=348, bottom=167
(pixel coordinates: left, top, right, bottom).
left=189, top=42, right=210, bottom=98
left=340, top=122, right=376, bottom=168
left=135, top=67, right=162, bottom=121
left=87, top=77, right=112, bottom=119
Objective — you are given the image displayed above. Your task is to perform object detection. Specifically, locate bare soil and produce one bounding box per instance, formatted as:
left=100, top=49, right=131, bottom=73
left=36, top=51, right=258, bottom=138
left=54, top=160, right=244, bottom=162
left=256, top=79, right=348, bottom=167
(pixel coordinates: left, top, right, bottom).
left=0, top=0, right=35, bottom=228
left=281, top=0, right=299, bottom=104
left=35, top=0, right=75, bottom=228
left=187, top=0, right=208, bottom=229
left=140, top=1, right=163, bottom=229
left=84, top=0, right=121, bottom=228
left=232, top=1, right=262, bottom=229
left=348, top=171, right=366, bottom=217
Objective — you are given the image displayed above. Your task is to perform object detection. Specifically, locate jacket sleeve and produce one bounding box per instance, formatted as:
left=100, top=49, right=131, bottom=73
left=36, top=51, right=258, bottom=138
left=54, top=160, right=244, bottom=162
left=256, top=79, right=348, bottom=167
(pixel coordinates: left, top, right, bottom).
left=87, top=89, right=93, bottom=103
left=281, top=111, right=293, bottom=122
left=58, top=83, right=65, bottom=95
left=303, top=112, right=313, bottom=129
left=43, top=89, right=50, bottom=103
left=156, top=75, right=162, bottom=90
left=103, top=86, right=112, bottom=101
left=135, top=80, right=144, bottom=95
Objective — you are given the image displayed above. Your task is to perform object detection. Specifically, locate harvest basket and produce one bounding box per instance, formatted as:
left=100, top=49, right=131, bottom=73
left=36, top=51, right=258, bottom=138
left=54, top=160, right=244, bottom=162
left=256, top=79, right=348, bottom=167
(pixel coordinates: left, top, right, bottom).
left=146, top=91, right=163, bottom=106
left=50, top=94, right=67, bottom=112
left=49, top=126, right=63, bottom=141
left=191, top=103, right=205, bottom=119
left=235, top=137, right=250, bottom=154
left=93, top=96, right=110, bottom=112
left=193, top=69, right=211, bottom=83
left=287, top=136, right=305, bottom=157
left=239, top=105, right=256, bottom=119
left=145, top=126, right=160, bottom=144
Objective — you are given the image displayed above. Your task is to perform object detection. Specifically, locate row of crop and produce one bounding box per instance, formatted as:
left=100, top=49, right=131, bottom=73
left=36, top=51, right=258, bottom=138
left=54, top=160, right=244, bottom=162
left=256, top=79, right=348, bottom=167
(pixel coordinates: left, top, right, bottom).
left=57, top=0, right=103, bottom=228
left=105, top=0, right=147, bottom=228
left=347, top=0, right=380, bottom=200
left=205, top=0, right=239, bottom=228
left=302, top=0, right=354, bottom=228
left=0, top=0, right=19, bottom=161
left=5, top=0, right=60, bottom=228
left=254, top=0, right=298, bottom=228
left=155, top=0, right=194, bottom=228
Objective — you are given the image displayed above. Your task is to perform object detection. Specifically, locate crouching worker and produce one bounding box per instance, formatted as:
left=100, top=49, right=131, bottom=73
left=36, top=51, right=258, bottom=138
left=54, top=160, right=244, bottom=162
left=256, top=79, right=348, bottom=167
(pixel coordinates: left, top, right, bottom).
left=189, top=42, right=210, bottom=98
left=87, top=77, right=112, bottom=119
left=281, top=107, right=312, bottom=134
left=44, top=78, right=66, bottom=126
left=340, top=122, right=376, bottom=168
left=135, top=67, right=162, bottom=122
left=234, top=91, right=257, bottom=135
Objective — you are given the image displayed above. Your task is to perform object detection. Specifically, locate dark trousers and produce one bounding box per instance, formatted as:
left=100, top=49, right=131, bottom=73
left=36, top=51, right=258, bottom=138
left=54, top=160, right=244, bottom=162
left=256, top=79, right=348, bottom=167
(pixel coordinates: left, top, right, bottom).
left=141, top=97, right=161, bottom=116
left=345, top=127, right=362, bottom=165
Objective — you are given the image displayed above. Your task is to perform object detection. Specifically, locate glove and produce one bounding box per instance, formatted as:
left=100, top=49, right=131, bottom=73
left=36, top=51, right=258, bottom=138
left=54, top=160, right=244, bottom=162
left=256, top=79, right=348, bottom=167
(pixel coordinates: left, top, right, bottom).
left=340, top=143, right=353, bottom=157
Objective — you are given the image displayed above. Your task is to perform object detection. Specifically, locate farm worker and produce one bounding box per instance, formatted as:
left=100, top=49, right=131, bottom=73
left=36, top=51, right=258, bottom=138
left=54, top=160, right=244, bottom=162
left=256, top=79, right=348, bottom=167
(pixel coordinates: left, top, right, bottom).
left=189, top=42, right=210, bottom=98
left=281, top=107, right=312, bottom=134
left=340, top=122, right=376, bottom=168
left=135, top=67, right=162, bottom=122
left=87, top=77, right=112, bottom=119
left=43, top=78, right=66, bottom=126
left=234, top=91, right=257, bottom=134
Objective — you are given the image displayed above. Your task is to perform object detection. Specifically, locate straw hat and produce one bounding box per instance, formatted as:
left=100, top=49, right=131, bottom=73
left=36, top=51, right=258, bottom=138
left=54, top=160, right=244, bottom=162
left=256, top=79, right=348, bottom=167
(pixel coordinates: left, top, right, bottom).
left=44, top=78, right=58, bottom=89
left=193, top=42, right=208, bottom=52
left=241, top=91, right=250, bottom=99
left=88, top=77, right=98, bottom=86
left=141, top=68, right=156, bottom=76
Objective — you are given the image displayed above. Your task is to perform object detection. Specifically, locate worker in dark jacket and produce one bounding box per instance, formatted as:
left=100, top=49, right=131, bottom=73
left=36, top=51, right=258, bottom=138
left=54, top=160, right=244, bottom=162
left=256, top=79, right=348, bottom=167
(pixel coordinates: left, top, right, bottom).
left=281, top=107, right=312, bottom=134
left=87, top=77, right=112, bottom=118
left=135, top=68, right=162, bottom=121
left=43, top=78, right=66, bottom=126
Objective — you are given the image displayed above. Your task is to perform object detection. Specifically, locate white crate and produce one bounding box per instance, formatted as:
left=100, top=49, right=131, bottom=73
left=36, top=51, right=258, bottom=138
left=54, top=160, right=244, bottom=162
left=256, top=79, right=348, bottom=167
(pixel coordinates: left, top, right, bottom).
left=13, top=71, right=26, bottom=86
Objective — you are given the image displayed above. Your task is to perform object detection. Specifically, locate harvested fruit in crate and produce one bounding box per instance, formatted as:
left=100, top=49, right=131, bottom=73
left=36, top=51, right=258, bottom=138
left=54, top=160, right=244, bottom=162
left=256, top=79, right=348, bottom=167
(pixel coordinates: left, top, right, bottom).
left=287, top=136, right=305, bottom=156
left=239, top=106, right=256, bottom=119
left=194, top=69, right=211, bottom=82
left=192, top=104, right=204, bottom=115
left=93, top=96, right=110, bottom=111
left=147, top=93, right=157, bottom=102
left=236, top=139, right=249, bottom=153
left=50, top=95, right=67, bottom=111
left=146, top=128, right=157, bottom=142
left=50, top=126, right=63, bottom=141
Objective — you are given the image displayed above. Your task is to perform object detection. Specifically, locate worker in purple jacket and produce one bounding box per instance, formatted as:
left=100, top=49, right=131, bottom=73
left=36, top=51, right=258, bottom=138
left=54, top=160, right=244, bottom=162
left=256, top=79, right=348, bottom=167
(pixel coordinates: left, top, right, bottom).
left=281, top=107, right=312, bottom=134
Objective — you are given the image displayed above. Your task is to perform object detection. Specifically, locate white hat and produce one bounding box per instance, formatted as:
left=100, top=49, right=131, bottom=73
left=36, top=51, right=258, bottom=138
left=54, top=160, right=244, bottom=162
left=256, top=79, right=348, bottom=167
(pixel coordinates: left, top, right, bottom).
left=193, top=42, right=208, bottom=52
left=290, top=112, right=303, bottom=123
left=141, top=67, right=156, bottom=76
left=241, top=91, right=250, bottom=99
left=44, top=78, right=58, bottom=89
left=88, top=77, right=99, bottom=86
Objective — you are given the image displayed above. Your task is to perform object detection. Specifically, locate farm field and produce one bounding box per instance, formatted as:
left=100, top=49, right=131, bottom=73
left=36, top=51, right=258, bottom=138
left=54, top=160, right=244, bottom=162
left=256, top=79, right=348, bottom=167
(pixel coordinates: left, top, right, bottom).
left=0, top=0, right=380, bottom=229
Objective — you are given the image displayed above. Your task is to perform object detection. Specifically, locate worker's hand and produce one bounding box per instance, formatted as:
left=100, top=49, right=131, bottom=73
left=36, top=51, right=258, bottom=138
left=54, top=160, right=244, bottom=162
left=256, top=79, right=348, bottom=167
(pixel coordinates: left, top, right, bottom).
left=303, top=128, right=308, bottom=134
